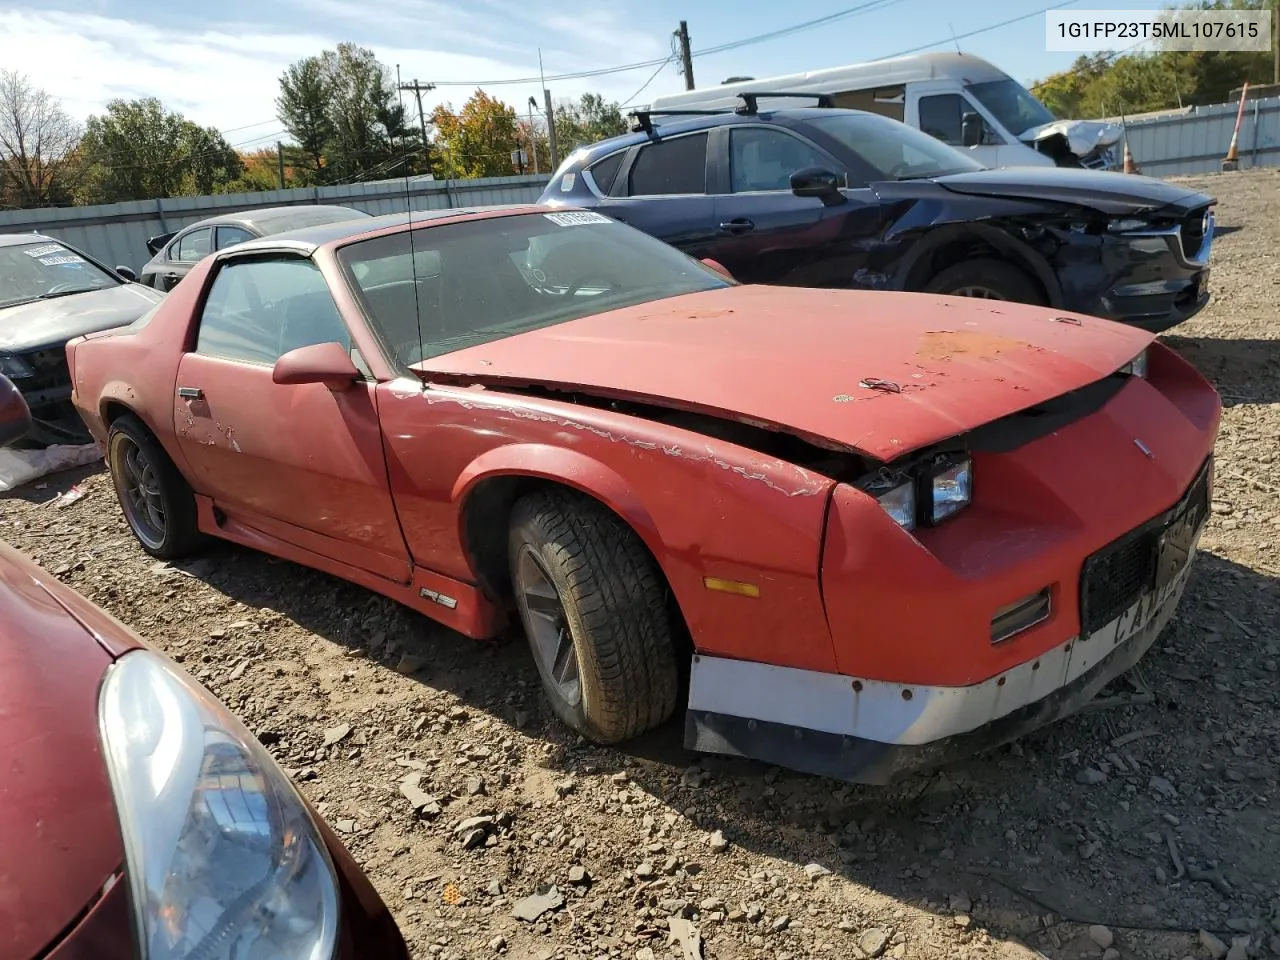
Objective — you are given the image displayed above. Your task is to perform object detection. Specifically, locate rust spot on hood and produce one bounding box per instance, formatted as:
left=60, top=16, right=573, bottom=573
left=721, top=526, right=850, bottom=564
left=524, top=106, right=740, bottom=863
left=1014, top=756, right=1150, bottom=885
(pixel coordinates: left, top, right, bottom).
left=917, top=329, right=1037, bottom=362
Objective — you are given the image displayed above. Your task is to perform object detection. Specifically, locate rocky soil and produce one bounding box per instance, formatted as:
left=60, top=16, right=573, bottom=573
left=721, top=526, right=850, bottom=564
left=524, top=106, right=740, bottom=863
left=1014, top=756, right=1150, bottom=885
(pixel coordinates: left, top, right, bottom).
left=2, top=168, right=1278, bottom=960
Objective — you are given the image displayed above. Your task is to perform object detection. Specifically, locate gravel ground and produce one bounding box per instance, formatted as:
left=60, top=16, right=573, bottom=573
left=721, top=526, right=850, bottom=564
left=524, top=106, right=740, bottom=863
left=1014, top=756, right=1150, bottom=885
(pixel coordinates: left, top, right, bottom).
left=3, top=167, right=1278, bottom=960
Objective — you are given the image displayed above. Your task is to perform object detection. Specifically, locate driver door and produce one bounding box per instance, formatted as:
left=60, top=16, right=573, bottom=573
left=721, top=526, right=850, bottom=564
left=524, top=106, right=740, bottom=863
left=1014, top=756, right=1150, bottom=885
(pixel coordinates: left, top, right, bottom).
left=171, top=254, right=411, bottom=581
left=909, top=87, right=1004, bottom=168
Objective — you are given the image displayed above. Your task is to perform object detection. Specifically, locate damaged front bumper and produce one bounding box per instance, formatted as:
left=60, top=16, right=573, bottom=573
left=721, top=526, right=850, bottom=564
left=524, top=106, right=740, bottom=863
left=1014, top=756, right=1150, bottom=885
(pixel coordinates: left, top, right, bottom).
left=685, top=460, right=1209, bottom=785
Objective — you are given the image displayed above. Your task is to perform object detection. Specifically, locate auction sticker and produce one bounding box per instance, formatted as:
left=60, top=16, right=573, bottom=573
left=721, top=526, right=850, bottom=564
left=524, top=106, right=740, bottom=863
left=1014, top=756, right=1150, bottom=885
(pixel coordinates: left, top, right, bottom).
left=39, top=254, right=86, bottom=266
left=23, top=243, right=64, bottom=258
left=544, top=211, right=610, bottom=226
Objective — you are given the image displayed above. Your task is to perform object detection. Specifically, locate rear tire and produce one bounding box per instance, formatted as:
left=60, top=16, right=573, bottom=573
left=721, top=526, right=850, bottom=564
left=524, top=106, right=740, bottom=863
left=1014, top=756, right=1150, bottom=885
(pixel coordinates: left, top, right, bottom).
left=106, top=414, right=202, bottom=560
left=508, top=487, right=679, bottom=744
left=924, top=258, right=1044, bottom=304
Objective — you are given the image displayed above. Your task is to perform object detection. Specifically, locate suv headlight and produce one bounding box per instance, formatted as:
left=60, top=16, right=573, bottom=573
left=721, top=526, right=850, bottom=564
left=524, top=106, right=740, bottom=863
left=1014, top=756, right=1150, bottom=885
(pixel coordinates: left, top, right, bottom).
left=1119, top=348, right=1149, bottom=379
left=0, top=352, right=34, bottom=379
left=1107, top=218, right=1150, bottom=234
left=930, top=454, right=973, bottom=522
left=99, top=650, right=339, bottom=960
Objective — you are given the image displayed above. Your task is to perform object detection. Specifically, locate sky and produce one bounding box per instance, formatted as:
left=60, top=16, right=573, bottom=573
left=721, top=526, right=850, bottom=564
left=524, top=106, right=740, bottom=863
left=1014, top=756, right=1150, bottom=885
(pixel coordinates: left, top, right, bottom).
left=0, top=0, right=1167, bottom=148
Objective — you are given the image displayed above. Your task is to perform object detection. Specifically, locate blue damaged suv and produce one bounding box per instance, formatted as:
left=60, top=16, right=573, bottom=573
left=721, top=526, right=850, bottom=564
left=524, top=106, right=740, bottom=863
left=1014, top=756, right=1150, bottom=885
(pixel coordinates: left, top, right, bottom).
left=538, top=95, right=1215, bottom=331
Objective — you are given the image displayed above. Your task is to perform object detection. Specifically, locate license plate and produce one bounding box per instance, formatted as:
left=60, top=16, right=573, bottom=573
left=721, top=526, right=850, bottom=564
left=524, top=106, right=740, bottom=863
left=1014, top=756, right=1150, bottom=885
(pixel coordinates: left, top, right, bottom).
left=1155, top=511, right=1198, bottom=591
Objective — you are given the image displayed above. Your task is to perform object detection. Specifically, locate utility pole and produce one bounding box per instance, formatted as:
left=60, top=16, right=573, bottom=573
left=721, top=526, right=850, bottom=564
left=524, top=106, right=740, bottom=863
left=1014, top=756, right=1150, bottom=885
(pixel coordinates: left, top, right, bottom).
left=676, top=20, right=695, bottom=90
left=544, top=88, right=560, bottom=171
left=527, top=96, right=540, bottom=174
left=1273, top=0, right=1278, bottom=84
left=398, top=79, right=436, bottom=168
left=276, top=141, right=285, bottom=189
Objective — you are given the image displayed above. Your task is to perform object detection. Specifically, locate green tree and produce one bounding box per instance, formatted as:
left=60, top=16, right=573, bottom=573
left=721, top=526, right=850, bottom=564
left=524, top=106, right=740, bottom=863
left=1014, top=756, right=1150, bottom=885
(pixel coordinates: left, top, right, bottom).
left=431, top=90, right=521, bottom=178
left=276, top=56, right=333, bottom=184
left=552, top=93, right=629, bottom=152
left=78, top=98, right=241, bottom=203
left=275, top=43, right=421, bottom=185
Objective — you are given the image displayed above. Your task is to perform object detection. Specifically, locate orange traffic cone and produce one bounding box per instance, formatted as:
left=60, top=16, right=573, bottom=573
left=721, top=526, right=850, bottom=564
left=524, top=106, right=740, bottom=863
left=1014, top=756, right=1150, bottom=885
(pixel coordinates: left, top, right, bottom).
left=1222, top=81, right=1248, bottom=172
left=1122, top=140, right=1140, bottom=174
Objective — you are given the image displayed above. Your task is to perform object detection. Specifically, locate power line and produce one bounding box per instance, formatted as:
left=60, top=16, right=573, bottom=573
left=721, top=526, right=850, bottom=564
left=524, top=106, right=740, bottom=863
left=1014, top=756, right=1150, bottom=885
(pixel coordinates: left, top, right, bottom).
left=871, top=0, right=1083, bottom=61
left=424, top=0, right=911, bottom=87
left=621, top=59, right=673, bottom=108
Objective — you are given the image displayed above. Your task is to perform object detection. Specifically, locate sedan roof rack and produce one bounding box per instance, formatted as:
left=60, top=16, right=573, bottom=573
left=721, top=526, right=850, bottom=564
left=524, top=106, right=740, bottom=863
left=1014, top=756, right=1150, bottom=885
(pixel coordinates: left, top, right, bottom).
left=628, top=91, right=836, bottom=134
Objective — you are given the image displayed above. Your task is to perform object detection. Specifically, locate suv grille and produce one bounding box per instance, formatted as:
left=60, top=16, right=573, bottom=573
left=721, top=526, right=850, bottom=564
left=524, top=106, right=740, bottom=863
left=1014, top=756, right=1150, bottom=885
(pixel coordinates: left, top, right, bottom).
left=1079, top=458, right=1211, bottom=634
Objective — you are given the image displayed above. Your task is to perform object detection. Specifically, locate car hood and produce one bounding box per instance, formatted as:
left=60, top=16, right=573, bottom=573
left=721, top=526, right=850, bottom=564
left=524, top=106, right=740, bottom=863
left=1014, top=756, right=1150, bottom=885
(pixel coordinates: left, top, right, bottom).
left=413, top=285, right=1152, bottom=462
left=1019, top=118, right=1123, bottom=156
left=930, top=167, right=1212, bottom=216
left=0, top=283, right=163, bottom=352
left=0, top=542, right=126, bottom=960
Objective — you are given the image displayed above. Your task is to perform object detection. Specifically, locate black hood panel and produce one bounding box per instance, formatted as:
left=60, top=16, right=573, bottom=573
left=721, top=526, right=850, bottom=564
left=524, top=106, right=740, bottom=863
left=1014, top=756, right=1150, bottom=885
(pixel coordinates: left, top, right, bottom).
left=0, top=283, right=162, bottom=352
left=931, top=168, right=1213, bottom=217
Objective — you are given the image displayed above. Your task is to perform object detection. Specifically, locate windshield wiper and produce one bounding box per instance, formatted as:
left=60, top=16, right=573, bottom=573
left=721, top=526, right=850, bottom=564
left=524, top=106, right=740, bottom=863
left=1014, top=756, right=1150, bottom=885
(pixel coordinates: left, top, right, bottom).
left=38, top=288, right=96, bottom=300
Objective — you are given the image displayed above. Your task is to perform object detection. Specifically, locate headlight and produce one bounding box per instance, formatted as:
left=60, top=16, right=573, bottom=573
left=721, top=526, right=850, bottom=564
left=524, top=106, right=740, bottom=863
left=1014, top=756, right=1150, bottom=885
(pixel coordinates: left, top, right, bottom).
left=1107, top=218, right=1150, bottom=234
left=1119, top=348, right=1149, bottom=379
left=868, top=473, right=916, bottom=531
left=930, top=455, right=973, bottom=522
left=0, top=352, right=34, bottom=379
left=99, top=650, right=339, bottom=960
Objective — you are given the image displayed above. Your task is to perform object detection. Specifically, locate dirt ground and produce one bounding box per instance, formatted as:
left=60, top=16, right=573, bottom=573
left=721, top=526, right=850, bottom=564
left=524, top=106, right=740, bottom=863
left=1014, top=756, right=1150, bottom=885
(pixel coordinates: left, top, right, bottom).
left=3, top=168, right=1279, bottom=960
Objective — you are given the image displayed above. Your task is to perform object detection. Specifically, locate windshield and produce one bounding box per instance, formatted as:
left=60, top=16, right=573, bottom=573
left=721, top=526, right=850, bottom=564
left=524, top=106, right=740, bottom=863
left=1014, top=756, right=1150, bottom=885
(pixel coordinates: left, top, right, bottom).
left=338, top=211, right=732, bottom=367
left=967, top=79, right=1056, bottom=137
left=0, top=241, right=120, bottom=309
left=804, top=112, right=985, bottom=182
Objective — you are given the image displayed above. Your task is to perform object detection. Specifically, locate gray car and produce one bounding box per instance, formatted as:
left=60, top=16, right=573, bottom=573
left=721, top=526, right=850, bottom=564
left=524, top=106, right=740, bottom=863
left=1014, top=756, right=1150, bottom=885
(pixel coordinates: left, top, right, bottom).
left=0, top=233, right=164, bottom=446
left=139, top=204, right=372, bottom=291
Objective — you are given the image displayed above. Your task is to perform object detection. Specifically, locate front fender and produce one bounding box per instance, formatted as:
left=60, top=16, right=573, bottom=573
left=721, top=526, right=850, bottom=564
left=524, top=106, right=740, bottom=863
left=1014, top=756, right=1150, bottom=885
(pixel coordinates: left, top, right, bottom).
left=452, top=443, right=663, bottom=557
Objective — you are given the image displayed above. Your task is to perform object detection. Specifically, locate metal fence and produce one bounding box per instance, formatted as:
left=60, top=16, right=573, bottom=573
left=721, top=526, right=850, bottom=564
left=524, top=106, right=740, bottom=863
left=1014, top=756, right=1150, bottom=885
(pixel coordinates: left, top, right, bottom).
left=0, top=174, right=552, bottom=273
left=1115, top=95, right=1280, bottom=177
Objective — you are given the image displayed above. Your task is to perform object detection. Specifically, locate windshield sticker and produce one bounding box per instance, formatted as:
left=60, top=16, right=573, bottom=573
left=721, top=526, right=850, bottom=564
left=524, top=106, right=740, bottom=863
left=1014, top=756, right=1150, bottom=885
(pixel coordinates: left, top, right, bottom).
left=559, top=173, right=575, bottom=192
left=38, top=253, right=86, bottom=266
left=544, top=211, right=610, bottom=227
left=23, top=243, right=65, bottom=258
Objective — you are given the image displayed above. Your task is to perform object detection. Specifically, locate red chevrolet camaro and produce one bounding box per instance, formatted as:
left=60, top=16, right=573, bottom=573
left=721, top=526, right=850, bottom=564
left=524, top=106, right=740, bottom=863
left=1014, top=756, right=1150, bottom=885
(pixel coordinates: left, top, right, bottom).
left=67, top=205, right=1220, bottom=784
left=0, top=380, right=408, bottom=959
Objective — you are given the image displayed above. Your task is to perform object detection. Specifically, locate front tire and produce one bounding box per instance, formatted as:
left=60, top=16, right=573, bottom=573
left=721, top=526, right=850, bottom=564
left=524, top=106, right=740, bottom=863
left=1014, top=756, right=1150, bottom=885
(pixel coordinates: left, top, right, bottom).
left=924, top=258, right=1044, bottom=304
left=508, top=487, right=679, bottom=744
left=107, top=414, right=202, bottom=560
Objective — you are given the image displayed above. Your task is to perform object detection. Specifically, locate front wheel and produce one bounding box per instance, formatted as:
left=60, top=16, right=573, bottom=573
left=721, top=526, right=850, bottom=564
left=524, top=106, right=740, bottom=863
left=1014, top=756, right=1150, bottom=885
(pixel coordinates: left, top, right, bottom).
left=107, top=414, right=202, bottom=559
left=924, top=258, right=1044, bottom=304
left=508, top=487, right=679, bottom=744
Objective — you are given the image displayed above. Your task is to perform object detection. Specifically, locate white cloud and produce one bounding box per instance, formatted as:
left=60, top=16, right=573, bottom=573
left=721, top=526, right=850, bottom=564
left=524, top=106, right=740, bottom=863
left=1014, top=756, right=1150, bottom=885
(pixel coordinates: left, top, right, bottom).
left=0, top=6, right=674, bottom=141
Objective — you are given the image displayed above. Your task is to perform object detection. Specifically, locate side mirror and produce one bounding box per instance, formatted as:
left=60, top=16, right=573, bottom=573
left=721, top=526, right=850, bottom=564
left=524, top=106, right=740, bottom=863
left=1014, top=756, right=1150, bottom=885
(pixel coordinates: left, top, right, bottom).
left=790, top=167, right=846, bottom=206
left=700, top=258, right=734, bottom=280
left=272, top=341, right=359, bottom=392
left=0, top=375, right=32, bottom=447
left=115, top=265, right=137, bottom=282
left=961, top=112, right=984, bottom=148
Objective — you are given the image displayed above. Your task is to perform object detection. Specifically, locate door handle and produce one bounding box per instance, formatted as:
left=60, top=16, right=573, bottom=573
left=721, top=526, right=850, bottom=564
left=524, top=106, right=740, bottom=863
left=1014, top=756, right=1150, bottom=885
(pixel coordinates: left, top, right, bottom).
left=718, top=218, right=755, bottom=235
left=177, top=387, right=203, bottom=400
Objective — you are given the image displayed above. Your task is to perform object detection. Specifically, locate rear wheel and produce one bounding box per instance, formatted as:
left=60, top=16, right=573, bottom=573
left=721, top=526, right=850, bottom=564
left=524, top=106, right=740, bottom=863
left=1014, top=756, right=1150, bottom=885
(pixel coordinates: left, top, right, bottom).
left=508, top=487, right=679, bottom=744
left=924, top=258, right=1044, bottom=304
left=107, top=414, right=202, bottom=559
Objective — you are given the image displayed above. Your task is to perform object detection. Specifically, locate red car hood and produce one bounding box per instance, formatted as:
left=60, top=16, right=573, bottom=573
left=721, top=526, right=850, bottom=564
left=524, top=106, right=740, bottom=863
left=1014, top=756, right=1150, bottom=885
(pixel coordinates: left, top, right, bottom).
left=0, top=542, right=128, bottom=960
left=414, top=285, right=1152, bottom=461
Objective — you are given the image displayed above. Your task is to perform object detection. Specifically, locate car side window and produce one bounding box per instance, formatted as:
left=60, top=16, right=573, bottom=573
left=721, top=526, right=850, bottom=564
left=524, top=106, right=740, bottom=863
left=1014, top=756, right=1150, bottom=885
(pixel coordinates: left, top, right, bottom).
left=729, top=127, right=836, bottom=192
left=628, top=133, right=708, bottom=196
left=587, top=151, right=625, bottom=196
left=195, top=257, right=352, bottom=367
left=918, top=94, right=968, bottom=145
left=215, top=225, right=256, bottom=250
left=174, top=227, right=212, bottom=263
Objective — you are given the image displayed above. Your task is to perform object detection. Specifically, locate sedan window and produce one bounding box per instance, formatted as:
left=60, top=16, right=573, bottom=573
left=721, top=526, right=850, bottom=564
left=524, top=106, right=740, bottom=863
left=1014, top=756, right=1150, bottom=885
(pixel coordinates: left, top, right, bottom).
left=174, top=227, right=212, bottom=263
left=730, top=127, right=836, bottom=192
left=0, top=241, right=120, bottom=309
left=215, top=225, right=256, bottom=250
left=339, top=212, right=730, bottom=367
left=195, top=257, right=351, bottom=366
left=627, top=133, right=708, bottom=196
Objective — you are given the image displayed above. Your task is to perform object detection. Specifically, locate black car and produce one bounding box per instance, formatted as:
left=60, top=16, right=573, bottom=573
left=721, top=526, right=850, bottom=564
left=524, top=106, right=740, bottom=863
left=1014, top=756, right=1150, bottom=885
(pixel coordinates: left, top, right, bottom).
left=539, top=98, right=1215, bottom=331
left=0, top=233, right=164, bottom=446
left=139, top=204, right=372, bottom=291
